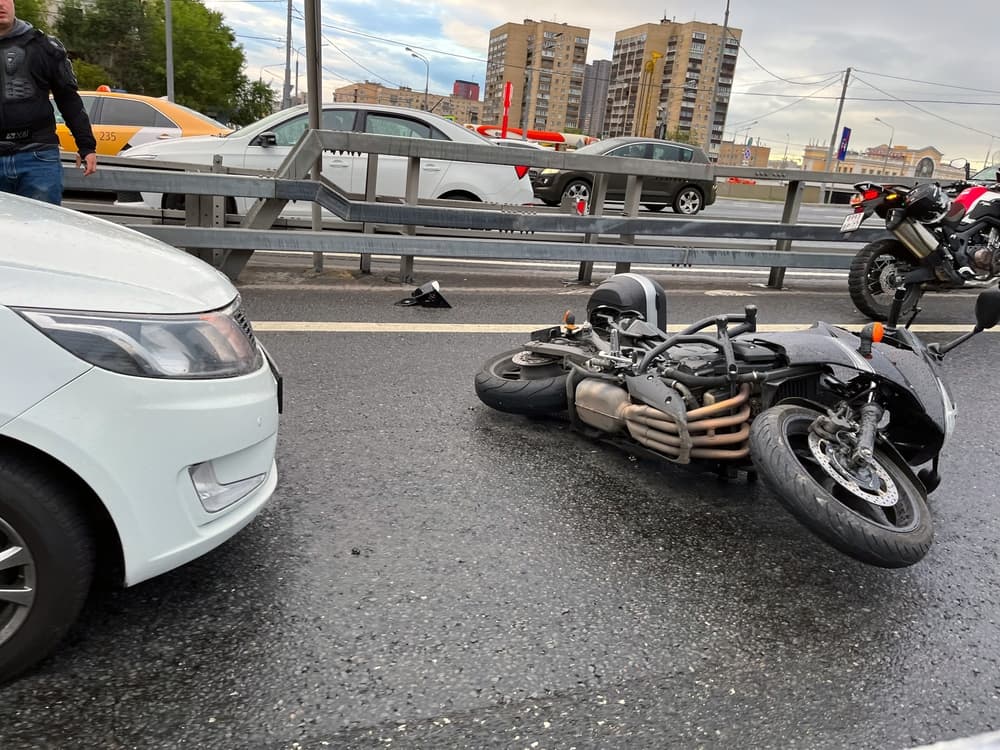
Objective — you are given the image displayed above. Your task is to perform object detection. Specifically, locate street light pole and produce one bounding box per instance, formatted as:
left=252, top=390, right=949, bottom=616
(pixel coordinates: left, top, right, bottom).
left=406, top=47, right=429, bottom=110
left=875, top=116, right=894, bottom=174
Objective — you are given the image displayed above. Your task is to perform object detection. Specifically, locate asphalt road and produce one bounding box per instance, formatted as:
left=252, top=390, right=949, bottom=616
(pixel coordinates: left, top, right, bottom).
left=3, top=258, right=1000, bottom=750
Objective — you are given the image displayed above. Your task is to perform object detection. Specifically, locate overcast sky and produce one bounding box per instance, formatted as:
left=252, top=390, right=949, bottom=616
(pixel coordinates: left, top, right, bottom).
left=207, top=0, right=1000, bottom=167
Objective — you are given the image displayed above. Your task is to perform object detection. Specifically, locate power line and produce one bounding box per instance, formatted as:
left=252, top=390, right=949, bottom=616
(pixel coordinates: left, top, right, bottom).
left=852, top=74, right=1000, bottom=140
left=729, top=75, right=844, bottom=126
left=735, top=44, right=837, bottom=86
left=854, top=68, right=1000, bottom=96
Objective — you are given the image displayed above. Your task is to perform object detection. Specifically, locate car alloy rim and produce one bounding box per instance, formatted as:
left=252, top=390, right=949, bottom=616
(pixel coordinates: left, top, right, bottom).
left=678, top=191, right=700, bottom=213
left=0, top=515, right=36, bottom=645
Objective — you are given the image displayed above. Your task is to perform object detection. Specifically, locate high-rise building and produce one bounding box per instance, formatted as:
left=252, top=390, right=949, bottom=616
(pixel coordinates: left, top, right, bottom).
left=453, top=80, right=480, bottom=101
left=483, top=19, right=589, bottom=133
left=605, top=18, right=740, bottom=153
left=332, top=81, right=482, bottom=124
left=578, top=60, right=611, bottom=137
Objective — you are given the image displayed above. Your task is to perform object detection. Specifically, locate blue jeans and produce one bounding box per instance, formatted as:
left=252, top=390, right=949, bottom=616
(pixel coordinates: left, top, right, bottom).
left=0, top=147, right=64, bottom=205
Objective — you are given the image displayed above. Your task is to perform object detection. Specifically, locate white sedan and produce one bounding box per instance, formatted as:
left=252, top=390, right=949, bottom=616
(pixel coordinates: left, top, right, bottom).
left=0, top=193, right=281, bottom=682
left=119, top=103, right=535, bottom=213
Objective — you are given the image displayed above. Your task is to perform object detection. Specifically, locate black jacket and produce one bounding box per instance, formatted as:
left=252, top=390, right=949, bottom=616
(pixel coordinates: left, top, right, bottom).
left=0, top=23, right=97, bottom=156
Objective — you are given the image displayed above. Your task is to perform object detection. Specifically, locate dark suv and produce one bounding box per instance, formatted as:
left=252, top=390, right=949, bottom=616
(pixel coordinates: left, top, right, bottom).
left=530, top=137, right=717, bottom=214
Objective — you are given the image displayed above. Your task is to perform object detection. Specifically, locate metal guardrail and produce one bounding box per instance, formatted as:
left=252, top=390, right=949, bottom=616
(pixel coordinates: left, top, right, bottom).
left=60, top=131, right=902, bottom=283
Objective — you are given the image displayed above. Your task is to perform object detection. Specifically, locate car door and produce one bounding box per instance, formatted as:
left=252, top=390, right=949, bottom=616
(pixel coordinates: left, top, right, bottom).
left=649, top=143, right=692, bottom=202
left=355, top=111, right=450, bottom=199
left=604, top=142, right=651, bottom=201
left=95, top=97, right=181, bottom=156
left=240, top=108, right=358, bottom=213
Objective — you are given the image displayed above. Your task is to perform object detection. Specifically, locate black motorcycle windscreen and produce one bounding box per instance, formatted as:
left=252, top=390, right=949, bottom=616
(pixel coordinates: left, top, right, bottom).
left=746, top=322, right=951, bottom=436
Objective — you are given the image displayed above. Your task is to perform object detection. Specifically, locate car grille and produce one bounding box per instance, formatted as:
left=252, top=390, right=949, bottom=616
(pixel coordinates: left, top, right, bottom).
left=233, top=303, right=257, bottom=348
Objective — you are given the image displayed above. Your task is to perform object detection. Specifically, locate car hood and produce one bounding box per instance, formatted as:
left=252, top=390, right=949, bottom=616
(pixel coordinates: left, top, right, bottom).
left=123, top=133, right=233, bottom=159
left=0, top=195, right=237, bottom=314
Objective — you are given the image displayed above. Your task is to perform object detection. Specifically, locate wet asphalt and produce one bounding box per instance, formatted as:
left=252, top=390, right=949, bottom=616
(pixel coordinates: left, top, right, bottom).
left=3, top=258, right=1000, bottom=750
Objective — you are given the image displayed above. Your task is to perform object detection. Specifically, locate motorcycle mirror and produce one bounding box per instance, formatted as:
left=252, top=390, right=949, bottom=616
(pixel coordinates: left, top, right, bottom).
left=974, top=288, right=1000, bottom=330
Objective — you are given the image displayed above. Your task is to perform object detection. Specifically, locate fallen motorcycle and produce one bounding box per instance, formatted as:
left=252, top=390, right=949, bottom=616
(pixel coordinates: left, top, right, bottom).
left=842, top=175, right=1000, bottom=321
left=474, top=273, right=1000, bottom=568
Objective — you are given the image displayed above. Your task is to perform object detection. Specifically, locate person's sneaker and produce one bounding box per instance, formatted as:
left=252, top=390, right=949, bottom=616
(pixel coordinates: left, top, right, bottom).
left=957, top=265, right=976, bottom=279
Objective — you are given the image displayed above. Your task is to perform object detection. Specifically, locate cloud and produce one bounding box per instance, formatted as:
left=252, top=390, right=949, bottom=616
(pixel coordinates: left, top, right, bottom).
left=205, top=0, right=1000, bottom=165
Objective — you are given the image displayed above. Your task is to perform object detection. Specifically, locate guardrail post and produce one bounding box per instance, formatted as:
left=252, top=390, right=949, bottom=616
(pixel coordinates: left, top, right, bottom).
left=359, top=153, right=379, bottom=274
left=398, top=155, right=420, bottom=284
left=573, top=173, right=609, bottom=285
left=766, top=179, right=804, bottom=289
left=616, top=174, right=643, bottom=274
left=185, top=155, right=226, bottom=267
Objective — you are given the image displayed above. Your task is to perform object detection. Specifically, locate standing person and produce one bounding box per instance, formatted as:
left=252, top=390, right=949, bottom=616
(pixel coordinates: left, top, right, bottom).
left=0, top=0, right=97, bottom=204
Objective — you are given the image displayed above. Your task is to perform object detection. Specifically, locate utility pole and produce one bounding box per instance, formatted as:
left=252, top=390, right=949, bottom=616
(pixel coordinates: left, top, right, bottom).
left=704, top=0, right=730, bottom=153
left=822, top=67, right=851, bottom=202
left=281, top=0, right=292, bottom=110
left=164, top=0, right=175, bottom=102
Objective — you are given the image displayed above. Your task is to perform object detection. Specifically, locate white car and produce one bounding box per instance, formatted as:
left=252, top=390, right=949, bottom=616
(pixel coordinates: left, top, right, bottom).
left=0, top=193, right=281, bottom=682
left=119, top=103, right=534, bottom=214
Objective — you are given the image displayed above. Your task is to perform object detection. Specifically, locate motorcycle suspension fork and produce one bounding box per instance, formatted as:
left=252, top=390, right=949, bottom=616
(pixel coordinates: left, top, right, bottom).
left=852, top=401, right=884, bottom=468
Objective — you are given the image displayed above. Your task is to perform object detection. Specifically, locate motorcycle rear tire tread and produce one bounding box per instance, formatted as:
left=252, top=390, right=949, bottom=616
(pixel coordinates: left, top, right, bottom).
left=847, top=239, right=922, bottom=321
left=749, top=404, right=933, bottom=568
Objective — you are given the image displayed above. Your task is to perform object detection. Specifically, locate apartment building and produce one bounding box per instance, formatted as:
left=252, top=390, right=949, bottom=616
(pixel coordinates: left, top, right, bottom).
left=482, top=19, right=589, bottom=134
left=332, top=81, right=482, bottom=125
left=605, top=18, right=740, bottom=152
left=578, top=60, right=611, bottom=136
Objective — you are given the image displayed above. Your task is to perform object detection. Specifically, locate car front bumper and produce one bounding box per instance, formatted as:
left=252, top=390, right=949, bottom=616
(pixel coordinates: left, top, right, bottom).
left=2, top=352, right=281, bottom=586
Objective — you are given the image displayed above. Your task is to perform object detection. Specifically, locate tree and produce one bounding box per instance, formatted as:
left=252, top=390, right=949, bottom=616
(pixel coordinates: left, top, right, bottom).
left=13, top=0, right=47, bottom=30
left=143, top=0, right=245, bottom=117
left=72, top=60, right=113, bottom=89
left=662, top=128, right=698, bottom=145
left=228, top=78, right=277, bottom=126
left=54, top=0, right=246, bottom=118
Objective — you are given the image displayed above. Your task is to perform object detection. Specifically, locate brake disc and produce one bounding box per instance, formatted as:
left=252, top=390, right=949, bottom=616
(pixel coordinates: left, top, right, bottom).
left=807, top=432, right=899, bottom=507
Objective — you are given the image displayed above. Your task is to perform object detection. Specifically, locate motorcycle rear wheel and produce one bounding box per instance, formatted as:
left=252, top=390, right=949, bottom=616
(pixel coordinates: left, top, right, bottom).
left=847, top=239, right=922, bottom=321
left=749, top=404, right=932, bottom=568
left=474, top=349, right=569, bottom=416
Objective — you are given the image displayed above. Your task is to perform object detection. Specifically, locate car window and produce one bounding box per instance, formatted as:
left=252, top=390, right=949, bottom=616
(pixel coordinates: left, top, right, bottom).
left=258, top=109, right=357, bottom=147
left=99, top=99, right=173, bottom=128
left=650, top=144, right=694, bottom=163
left=364, top=113, right=447, bottom=140
left=608, top=143, right=651, bottom=159
left=52, top=95, right=98, bottom=124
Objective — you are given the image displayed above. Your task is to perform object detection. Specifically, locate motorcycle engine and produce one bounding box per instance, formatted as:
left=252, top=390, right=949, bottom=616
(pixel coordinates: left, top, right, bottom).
left=968, top=228, right=1000, bottom=275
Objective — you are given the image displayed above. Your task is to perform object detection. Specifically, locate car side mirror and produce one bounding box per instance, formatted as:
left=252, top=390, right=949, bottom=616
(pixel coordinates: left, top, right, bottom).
left=975, top=288, right=1000, bottom=330
left=255, top=132, right=278, bottom=147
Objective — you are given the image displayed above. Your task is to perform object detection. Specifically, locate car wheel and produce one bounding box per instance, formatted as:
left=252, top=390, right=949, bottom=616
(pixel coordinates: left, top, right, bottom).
left=672, top=187, right=703, bottom=214
left=560, top=180, right=591, bottom=207
left=0, top=457, right=95, bottom=683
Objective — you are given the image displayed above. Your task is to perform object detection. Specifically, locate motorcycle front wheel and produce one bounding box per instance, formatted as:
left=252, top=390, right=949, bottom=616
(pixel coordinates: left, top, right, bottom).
left=474, top=349, right=570, bottom=416
left=847, top=238, right=923, bottom=321
left=749, top=404, right=932, bottom=568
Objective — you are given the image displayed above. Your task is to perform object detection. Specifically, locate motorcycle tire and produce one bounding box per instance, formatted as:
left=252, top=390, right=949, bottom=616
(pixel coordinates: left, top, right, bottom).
left=474, top=348, right=570, bottom=416
left=749, top=404, right=932, bottom=568
left=847, top=239, right=922, bottom=321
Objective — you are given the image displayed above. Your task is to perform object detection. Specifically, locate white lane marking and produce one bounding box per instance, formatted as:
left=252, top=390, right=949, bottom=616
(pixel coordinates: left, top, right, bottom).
left=252, top=321, right=990, bottom=334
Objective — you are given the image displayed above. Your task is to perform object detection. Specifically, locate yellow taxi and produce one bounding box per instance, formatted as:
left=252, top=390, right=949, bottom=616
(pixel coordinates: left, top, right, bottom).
left=55, top=87, right=232, bottom=156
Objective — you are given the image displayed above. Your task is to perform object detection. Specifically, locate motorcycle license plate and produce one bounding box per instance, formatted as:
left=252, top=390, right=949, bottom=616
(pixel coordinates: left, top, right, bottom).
left=840, top=212, right=865, bottom=232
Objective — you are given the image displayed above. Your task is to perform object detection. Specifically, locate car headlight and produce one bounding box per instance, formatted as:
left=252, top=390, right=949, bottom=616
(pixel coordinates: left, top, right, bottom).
left=16, top=299, right=263, bottom=379
left=540, top=168, right=560, bottom=176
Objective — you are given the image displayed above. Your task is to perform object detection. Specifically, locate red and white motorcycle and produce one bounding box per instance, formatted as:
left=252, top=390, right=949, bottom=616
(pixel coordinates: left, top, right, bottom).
left=842, top=169, right=1000, bottom=320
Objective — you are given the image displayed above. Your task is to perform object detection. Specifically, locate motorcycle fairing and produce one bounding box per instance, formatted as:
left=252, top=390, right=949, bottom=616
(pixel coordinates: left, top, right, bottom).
left=744, top=324, right=948, bottom=457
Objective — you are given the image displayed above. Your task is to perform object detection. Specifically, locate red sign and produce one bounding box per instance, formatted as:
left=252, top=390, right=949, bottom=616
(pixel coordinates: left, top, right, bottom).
left=500, top=81, right=512, bottom=138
